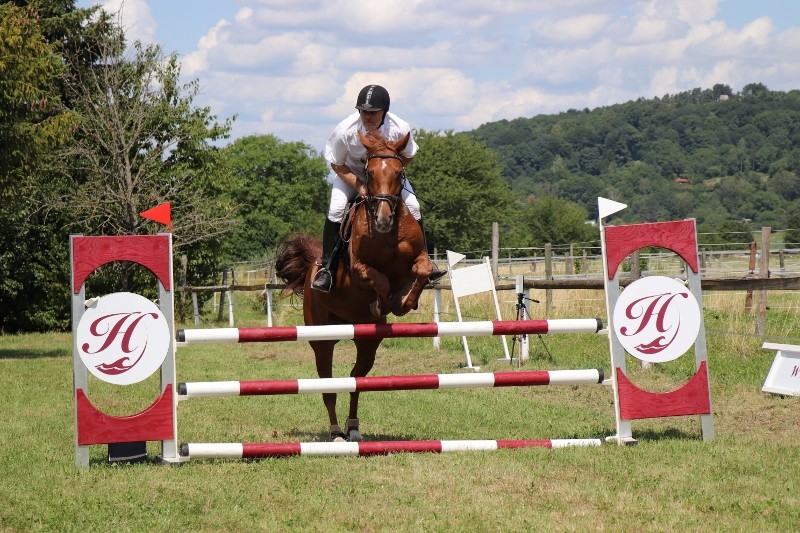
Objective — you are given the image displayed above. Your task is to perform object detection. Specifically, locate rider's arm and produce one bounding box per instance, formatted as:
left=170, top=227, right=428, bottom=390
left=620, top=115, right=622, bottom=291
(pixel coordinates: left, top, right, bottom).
left=331, top=163, right=368, bottom=197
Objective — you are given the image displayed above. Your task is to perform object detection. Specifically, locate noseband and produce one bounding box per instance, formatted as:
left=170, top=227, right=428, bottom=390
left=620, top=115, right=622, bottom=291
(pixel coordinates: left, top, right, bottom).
left=363, top=153, right=404, bottom=220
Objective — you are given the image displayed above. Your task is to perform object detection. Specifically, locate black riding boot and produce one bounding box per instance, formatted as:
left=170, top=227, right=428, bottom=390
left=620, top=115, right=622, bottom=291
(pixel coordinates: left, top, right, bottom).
left=418, top=219, right=447, bottom=284
left=311, top=219, right=342, bottom=292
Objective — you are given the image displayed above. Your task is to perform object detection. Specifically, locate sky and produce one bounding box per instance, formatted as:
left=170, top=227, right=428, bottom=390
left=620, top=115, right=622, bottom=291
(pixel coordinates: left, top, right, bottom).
left=75, top=0, right=800, bottom=153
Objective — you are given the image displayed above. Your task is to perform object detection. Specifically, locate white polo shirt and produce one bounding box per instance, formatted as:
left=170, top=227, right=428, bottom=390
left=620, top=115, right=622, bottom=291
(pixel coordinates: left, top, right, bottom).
left=324, top=111, right=419, bottom=182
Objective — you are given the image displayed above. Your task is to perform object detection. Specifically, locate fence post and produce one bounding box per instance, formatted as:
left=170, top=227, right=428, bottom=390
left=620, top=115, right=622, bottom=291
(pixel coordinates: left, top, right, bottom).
left=217, top=267, right=229, bottom=322
left=191, top=292, right=199, bottom=326
left=756, top=227, right=770, bottom=335
left=265, top=289, right=273, bottom=327
left=565, top=244, right=574, bottom=275
left=629, top=249, right=641, bottom=280
left=491, top=222, right=499, bottom=280
left=744, top=241, right=757, bottom=313
left=179, top=254, right=188, bottom=322
left=544, top=243, right=553, bottom=317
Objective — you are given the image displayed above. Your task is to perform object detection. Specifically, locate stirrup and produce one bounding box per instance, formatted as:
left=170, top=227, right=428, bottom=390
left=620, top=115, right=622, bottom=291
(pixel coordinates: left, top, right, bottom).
left=345, top=418, right=362, bottom=442
left=428, top=268, right=447, bottom=285
left=311, top=268, right=333, bottom=292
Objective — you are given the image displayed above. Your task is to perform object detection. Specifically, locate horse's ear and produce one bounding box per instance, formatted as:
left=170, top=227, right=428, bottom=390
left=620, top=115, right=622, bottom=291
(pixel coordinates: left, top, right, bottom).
left=392, top=132, right=410, bottom=154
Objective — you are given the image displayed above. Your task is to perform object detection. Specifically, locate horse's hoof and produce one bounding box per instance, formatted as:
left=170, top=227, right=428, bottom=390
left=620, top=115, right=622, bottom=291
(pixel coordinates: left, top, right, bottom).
left=345, top=418, right=362, bottom=442
left=330, top=424, right=347, bottom=442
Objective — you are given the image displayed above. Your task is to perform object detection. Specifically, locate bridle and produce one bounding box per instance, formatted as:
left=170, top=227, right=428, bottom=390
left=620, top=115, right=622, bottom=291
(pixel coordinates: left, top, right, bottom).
left=362, top=153, right=405, bottom=221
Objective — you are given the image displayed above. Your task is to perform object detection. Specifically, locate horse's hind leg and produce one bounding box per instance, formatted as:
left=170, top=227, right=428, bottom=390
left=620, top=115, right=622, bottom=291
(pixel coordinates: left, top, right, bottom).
left=346, top=338, right=381, bottom=442
left=311, top=340, right=346, bottom=441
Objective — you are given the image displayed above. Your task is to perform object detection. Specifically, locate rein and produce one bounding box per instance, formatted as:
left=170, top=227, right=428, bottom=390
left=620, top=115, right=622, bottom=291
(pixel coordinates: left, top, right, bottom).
left=362, top=153, right=405, bottom=220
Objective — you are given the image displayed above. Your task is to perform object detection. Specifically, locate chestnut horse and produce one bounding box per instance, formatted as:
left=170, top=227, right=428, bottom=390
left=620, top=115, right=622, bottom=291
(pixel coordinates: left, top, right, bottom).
left=275, top=130, right=434, bottom=442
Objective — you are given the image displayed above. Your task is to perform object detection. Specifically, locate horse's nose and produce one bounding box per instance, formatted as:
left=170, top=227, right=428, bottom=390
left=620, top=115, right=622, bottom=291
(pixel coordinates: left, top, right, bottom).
left=375, top=215, right=392, bottom=233
left=374, top=204, right=393, bottom=233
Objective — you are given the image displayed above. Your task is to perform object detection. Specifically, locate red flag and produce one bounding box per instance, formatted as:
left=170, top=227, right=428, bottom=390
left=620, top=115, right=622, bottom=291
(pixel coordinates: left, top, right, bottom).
left=139, top=202, right=172, bottom=232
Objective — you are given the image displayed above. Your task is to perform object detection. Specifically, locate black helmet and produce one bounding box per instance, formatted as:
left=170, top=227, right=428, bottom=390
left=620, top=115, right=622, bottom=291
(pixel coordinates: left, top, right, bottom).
left=355, top=84, right=390, bottom=112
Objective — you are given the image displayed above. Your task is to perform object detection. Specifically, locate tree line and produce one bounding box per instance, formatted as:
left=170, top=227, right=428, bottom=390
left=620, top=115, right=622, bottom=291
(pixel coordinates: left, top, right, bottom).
left=470, top=83, right=800, bottom=236
left=2, top=1, right=798, bottom=332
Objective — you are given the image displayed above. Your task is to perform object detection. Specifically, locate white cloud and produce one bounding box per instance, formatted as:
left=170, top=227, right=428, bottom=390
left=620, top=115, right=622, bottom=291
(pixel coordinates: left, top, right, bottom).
left=98, top=0, right=157, bottom=45
left=184, top=19, right=231, bottom=75
left=530, top=14, right=611, bottom=44
left=162, top=0, right=800, bottom=151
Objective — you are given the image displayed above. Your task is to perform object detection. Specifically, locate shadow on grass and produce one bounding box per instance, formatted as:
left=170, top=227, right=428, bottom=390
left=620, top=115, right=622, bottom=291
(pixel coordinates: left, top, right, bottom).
left=628, top=427, right=700, bottom=441
left=0, top=347, right=69, bottom=360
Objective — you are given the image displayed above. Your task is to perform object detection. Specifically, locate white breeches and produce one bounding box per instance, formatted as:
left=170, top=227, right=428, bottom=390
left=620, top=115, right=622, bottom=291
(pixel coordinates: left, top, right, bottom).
left=327, top=174, right=422, bottom=223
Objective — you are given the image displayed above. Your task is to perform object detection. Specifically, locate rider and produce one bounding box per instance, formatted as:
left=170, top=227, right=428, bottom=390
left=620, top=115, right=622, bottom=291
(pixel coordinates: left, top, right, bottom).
left=311, top=84, right=446, bottom=292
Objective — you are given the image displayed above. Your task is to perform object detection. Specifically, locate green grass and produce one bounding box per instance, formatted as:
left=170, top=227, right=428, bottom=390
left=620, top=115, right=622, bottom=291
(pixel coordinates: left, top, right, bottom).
left=1, top=300, right=800, bottom=531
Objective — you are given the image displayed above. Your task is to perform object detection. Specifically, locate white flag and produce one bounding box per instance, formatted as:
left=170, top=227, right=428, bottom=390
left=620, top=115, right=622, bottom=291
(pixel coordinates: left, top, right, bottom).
left=446, top=250, right=467, bottom=267
left=598, top=197, right=627, bottom=219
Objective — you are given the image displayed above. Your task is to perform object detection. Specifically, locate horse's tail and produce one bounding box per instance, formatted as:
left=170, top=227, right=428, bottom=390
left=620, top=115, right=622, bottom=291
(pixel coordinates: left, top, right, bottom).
left=275, top=232, right=321, bottom=296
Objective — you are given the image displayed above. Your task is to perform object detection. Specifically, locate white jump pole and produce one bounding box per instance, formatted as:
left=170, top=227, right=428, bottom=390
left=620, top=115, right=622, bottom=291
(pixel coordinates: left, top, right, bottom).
left=177, top=319, right=604, bottom=344
left=178, top=368, right=606, bottom=398
left=181, top=438, right=603, bottom=459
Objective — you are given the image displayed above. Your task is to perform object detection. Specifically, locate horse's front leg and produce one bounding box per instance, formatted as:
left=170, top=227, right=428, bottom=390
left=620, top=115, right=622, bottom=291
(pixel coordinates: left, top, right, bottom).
left=346, top=338, right=381, bottom=442
left=395, top=252, right=434, bottom=316
left=311, top=340, right=346, bottom=441
left=352, top=259, right=391, bottom=316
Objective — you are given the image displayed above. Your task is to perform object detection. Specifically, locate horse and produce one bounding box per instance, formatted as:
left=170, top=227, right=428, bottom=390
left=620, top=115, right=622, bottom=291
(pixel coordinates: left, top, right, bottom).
left=275, top=130, right=435, bottom=442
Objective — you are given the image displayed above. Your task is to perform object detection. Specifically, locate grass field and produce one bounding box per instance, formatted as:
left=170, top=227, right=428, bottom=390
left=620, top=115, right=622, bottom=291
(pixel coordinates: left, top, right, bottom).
left=1, top=291, right=799, bottom=532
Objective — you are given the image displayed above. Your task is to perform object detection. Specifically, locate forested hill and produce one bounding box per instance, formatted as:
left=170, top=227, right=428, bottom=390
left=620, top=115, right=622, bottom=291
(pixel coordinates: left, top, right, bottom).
left=467, top=84, right=800, bottom=228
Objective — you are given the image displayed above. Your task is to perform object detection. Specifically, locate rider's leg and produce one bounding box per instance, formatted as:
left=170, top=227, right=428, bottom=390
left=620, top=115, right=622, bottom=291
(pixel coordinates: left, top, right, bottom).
left=311, top=218, right=342, bottom=292
left=311, top=179, right=353, bottom=293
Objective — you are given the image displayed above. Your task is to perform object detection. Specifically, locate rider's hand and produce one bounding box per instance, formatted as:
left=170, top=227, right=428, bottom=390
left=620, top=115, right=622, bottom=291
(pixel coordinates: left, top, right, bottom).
left=357, top=184, right=368, bottom=197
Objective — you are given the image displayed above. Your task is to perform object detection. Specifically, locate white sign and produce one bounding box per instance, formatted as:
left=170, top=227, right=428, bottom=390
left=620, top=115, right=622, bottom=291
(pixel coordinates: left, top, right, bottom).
left=449, top=262, right=495, bottom=298
left=76, top=292, right=170, bottom=385
left=762, top=343, right=800, bottom=396
left=613, top=276, right=701, bottom=363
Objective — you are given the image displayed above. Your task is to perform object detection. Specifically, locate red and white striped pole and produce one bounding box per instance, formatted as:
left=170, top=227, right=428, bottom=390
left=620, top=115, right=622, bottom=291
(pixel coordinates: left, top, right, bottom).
left=178, top=368, right=605, bottom=398
left=177, top=319, right=603, bottom=344
left=180, top=438, right=603, bottom=459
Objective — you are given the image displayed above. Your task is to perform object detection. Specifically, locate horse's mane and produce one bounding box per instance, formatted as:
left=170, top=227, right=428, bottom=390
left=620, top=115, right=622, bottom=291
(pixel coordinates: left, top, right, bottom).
left=362, top=130, right=394, bottom=157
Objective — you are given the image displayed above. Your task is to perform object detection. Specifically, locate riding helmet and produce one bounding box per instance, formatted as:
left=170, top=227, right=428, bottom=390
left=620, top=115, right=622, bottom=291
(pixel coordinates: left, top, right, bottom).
left=355, top=84, right=390, bottom=112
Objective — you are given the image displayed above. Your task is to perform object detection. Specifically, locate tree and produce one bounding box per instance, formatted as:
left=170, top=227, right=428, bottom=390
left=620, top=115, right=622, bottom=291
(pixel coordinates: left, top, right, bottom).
left=0, top=4, right=72, bottom=186
left=1, top=5, right=238, bottom=331
left=785, top=213, right=800, bottom=249
left=220, top=135, right=330, bottom=261
left=55, top=33, right=235, bottom=234
left=49, top=31, right=237, bottom=294
left=0, top=4, right=77, bottom=332
left=769, top=170, right=800, bottom=201
left=522, top=196, right=597, bottom=248
left=410, top=130, right=518, bottom=255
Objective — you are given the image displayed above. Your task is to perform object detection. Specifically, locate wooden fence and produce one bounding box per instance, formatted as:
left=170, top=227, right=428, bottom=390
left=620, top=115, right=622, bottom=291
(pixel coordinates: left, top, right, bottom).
left=177, top=239, right=800, bottom=338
